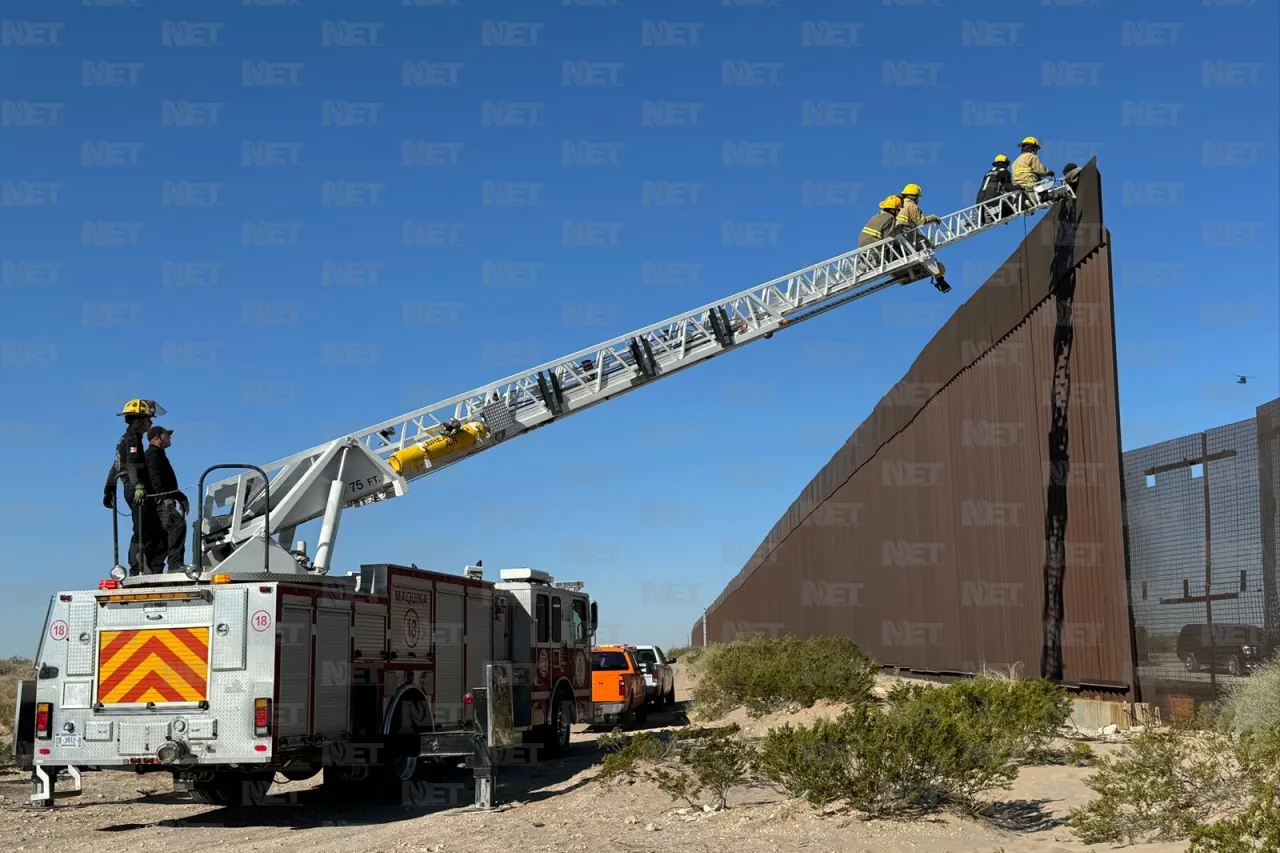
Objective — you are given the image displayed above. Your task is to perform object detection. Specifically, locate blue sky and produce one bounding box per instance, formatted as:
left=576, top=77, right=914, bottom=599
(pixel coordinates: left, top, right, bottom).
left=1, top=0, right=1277, bottom=655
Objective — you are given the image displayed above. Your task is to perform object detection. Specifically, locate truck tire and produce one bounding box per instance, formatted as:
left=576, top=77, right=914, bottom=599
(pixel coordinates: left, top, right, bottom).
left=541, top=690, right=574, bottom=758
left=665, top=684, right=676, bottom=706
left=188, top=772, right=273, bottom=807
left=372, top=694, right=436, bottom=803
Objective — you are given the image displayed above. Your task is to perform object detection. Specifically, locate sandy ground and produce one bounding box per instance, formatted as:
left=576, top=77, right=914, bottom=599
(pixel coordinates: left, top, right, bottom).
left=0, top=667, right=1192, bottom=853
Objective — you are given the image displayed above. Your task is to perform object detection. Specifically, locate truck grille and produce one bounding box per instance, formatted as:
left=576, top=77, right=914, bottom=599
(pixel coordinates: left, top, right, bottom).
left=97, top=628, right=210, bottom=705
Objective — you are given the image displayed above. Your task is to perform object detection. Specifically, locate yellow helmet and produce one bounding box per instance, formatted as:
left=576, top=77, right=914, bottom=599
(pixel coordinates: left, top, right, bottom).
left=879, top=195, right=903, bottom=211
left=901, top=183, right=922, bottom=197
left=117, top=399, right=166, bottom=418
left=1020, top=136, right=1040, bottom=149
left=993, top=154, right=1009, bottom=164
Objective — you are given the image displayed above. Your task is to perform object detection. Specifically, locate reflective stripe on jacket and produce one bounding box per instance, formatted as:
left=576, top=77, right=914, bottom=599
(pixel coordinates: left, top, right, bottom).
left=859, top=210, right=898, bottom=246
left=895, top=198, right=926, bottom=229
left=1012, top=152, right=1049, bottom=188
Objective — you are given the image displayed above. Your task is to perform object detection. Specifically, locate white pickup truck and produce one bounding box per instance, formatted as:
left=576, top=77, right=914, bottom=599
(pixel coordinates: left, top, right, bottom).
left=632, top=645, right=677, bottom=708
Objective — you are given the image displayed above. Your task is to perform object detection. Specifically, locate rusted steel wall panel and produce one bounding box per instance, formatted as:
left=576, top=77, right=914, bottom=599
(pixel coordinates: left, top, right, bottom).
left=694, top=160, right=1135, bottom=695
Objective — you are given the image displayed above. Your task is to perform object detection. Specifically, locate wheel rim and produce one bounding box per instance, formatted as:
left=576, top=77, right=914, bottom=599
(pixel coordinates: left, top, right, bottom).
left=1185, top=654, right=1196, bottom=671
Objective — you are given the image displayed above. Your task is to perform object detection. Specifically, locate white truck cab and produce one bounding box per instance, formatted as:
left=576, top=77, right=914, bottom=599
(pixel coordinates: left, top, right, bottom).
left=631, top=645, right=676, bottom=708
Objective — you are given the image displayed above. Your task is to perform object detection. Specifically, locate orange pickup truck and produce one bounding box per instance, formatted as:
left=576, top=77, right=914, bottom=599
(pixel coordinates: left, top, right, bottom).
left=590, top=645, right=648, bottom=728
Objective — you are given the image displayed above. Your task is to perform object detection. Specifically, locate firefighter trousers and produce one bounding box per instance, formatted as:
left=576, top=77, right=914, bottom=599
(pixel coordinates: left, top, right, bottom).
left=128, top=500, right=164, bottom=575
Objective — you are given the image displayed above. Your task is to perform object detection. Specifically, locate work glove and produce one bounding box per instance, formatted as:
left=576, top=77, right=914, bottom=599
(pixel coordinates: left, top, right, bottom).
left=102, top=485, right=115, bottom=509
left=923, top=215, right=941, bottom=224
left=133, top=485, right=147, bottom=506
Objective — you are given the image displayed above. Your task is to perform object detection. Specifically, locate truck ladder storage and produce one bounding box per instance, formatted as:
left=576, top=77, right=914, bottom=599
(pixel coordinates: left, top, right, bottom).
left=199, top=180, right=1075, bottom=577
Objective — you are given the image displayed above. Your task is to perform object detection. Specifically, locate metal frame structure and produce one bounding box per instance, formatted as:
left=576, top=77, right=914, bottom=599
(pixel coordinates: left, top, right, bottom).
left=199, top=181, right=1074, bottom=575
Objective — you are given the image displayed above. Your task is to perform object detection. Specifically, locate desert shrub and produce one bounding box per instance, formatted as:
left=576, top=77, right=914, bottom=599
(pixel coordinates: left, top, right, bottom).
left=1068, top=723, right=1243, bottom=844
left=923, top=674, right=1073, bottom=763
left=1189, top=725, right=1280, bottom=852
left=595, top=729, right=670, bottom=779
left=754, top=714, right=861, bottom=807
left=648, top=725, right=752, bottom=810
left=1222, top=655, right=1280, bottom=737
left=1063, top=741, right=1096, bottom=766
left=691, top=634, right=877, bottom=719
left=755, top=676, right=1070, bottom=817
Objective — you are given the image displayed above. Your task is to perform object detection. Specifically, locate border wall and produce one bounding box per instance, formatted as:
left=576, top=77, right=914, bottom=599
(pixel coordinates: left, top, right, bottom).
left=1126, top=397, right=1280, bottom=715
left=692, top=160, right=1137, bottom=698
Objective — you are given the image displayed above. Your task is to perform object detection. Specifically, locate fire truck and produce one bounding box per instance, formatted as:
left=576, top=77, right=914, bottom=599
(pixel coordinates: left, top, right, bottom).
left=12, top=176, right=1076, bottom=808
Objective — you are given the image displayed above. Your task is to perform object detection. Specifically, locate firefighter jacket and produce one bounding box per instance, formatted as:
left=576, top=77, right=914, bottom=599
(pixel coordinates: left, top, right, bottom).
left=107, top=423, right=149, bottom=497
left=1012, top=151, right=1050, bottom=189
left=145, top=444, right=188, bottom=507
left=859, top=210, right=899, bottom=247
left=976, top=166, right=1015, bottom=204
left=895, top=197, right=930, bottom=229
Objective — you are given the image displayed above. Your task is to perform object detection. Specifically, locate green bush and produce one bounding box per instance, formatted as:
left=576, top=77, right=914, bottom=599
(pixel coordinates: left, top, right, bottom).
left=648, top=725, right=752, bottom=810
left=1222, top=654, right=1280, bottom=737
left=1068, top=724, right=1244, bottom=844
left=754, top=714, right=860, bottom=807
left=1189, top=726, right=1280, bottom=852
left=1063, top=741, right=1096, bottom=766
left=755, top=675, right=1072, bottom=817
left=691, top=634, right=878, bottom=719
left=595, top=729, right=670, bottom=779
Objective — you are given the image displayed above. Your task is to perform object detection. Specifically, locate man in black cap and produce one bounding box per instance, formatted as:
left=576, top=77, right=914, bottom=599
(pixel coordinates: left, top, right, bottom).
left=144, top=425, right=189, bottom=574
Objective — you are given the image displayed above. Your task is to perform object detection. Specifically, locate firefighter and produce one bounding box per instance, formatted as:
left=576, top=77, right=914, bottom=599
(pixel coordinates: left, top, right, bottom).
left=144, top=425, right=189, bottom=574
left=1012, top=137, right=1053, bottom=203
left=104, top=399, right=166, bottom=575
left=895, top=183, right=942, bottom=231
left=859, top=195, right=903, bottom=247
left=976, top=154, right=1016, bottom=223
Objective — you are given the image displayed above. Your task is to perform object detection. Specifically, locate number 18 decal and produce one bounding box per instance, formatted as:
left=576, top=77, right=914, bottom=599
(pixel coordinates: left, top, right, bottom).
left=251, top=610, right=272, bottom=632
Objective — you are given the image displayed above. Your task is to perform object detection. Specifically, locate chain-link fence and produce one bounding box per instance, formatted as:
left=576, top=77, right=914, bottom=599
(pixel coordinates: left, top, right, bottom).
left=1124, top=397, right=1280, bottom=718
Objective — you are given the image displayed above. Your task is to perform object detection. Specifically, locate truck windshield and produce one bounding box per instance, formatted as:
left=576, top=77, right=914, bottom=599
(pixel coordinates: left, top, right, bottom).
left=633, top=649, right=657, bottom=665
left=592, top=651, right=629, bottom=671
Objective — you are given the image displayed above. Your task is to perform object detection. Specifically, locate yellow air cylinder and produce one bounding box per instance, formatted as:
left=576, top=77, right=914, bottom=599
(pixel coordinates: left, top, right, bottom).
left=389, top=421, right=488, bottom=474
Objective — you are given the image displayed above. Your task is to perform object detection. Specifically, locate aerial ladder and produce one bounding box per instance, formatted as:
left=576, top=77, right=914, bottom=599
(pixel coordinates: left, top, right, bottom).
left=190, top=179, right=1076, bottom=579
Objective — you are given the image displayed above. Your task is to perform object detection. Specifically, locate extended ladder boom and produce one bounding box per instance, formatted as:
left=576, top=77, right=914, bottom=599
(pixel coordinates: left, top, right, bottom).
left=201, top=181, right=1074, bottom=572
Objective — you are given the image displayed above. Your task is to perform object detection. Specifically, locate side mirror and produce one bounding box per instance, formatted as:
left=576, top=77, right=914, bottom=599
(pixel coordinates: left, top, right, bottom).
left=668, top=657, right=678, bottom=664
left=590, top=601, right=598, bottom=631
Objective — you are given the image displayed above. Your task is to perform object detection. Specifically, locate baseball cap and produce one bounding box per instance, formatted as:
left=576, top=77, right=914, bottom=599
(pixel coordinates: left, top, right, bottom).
left=147, top=425, right=174, bottom=441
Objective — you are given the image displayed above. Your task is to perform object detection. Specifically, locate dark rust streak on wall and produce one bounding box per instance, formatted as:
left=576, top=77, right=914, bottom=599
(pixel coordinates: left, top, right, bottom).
left=694, top=161, right=1135, bottom=697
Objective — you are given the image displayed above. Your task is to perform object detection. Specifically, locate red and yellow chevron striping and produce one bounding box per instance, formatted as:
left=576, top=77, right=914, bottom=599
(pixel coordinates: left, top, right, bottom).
left=97, top=628, right=210, bottom=704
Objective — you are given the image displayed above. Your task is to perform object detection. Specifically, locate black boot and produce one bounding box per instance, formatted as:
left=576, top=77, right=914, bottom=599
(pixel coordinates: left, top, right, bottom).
left=933, top=276, right=951, bottom=294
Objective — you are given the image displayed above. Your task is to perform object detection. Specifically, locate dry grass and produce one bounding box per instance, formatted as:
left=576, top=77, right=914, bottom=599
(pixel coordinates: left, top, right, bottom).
left=0, top=657, right=34, bottom=751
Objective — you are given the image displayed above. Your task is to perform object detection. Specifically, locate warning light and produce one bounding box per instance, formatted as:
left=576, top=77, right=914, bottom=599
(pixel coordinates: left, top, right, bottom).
left=35, top=703, right=52, bottom=740
left=211, top=574, right=232, bottom=585
left=254, top=697, right=272, bottom=737
left=98, top=580, right=120, bottom=590
left=463, top=693, right=473, bottom=706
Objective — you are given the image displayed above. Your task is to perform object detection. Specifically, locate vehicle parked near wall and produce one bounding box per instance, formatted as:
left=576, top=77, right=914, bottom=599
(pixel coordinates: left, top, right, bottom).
left=589, top=645, right=647, bottom=728
left=632, top=645, right=677, bottom=708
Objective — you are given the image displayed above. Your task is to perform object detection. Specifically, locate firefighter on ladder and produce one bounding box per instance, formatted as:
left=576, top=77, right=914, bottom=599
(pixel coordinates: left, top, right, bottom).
left=858, top=195, right=904, bottom=273
left=1012, top=137, right=1054, bottom=204
left=976, top=154, right=1016, bottom=224
left=894, top=184, right=951, bottom=294
left=103, top=399, right=166, bottom=575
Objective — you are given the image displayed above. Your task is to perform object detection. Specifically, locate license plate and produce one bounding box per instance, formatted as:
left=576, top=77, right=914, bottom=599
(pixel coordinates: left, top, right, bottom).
left=55, top=734, right=82, bottom=749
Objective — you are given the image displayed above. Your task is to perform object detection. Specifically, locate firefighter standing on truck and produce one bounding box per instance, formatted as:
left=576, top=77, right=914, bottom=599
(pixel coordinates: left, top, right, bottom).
left=103, top=399, right=166, bottom=575
left=1012, top=137, right=1053, bottom=203
left=145, top=425, right=189, bottom=574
